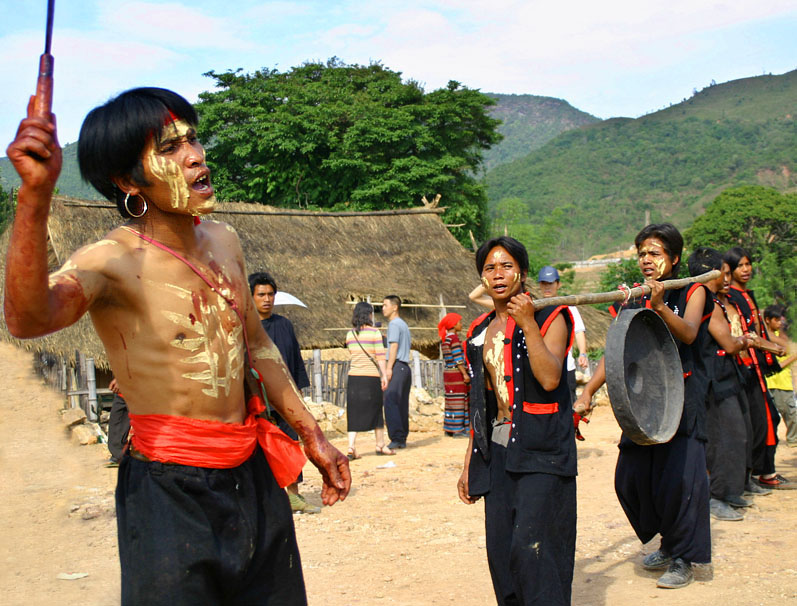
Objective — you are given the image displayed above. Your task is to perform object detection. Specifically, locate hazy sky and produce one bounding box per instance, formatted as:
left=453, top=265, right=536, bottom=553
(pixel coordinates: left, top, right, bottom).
left=2, top=0, right=795, bottom=146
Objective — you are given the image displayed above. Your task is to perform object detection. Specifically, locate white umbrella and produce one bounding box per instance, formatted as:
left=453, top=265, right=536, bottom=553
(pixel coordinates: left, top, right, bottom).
left=274, top=291, right=308, bottom=308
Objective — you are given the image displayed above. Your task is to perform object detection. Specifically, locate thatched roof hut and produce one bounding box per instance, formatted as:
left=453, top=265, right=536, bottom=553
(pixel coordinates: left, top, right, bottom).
left=0, top=197, right=611, bottom=368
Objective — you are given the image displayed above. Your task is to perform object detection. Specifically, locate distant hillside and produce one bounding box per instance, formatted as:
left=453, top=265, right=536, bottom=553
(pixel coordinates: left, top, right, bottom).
left=0, top=142, right=102, bottom=201
left=485, top=69, right=797, bottom=259
left=482, top=94, right=600, bottom=171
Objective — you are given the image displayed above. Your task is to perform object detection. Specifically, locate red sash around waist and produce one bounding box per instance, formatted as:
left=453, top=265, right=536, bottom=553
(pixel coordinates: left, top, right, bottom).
left=129, top=410, right=306, bottom=488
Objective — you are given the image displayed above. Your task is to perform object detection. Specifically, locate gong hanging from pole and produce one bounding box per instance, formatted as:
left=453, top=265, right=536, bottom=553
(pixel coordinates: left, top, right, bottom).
left=604, top=308, right=684, bottom=445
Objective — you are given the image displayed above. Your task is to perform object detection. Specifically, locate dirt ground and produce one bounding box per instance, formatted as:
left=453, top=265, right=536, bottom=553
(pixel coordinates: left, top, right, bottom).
left=1, top=339, right=796, bottom=606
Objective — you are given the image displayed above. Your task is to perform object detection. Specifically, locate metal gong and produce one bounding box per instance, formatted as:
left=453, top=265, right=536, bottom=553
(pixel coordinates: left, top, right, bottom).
left=605, top=307, right=684, bottom=445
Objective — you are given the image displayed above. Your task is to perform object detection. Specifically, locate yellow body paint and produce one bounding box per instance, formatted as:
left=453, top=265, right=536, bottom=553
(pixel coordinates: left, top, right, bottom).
left=484, top=330, right=509, bottom=405
left=148, top=277, right=243, bottom=398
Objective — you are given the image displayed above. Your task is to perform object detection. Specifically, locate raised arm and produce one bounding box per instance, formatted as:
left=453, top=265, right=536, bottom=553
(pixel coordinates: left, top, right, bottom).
left=468, top=284, right=495, bottom=310
left=4, top=100, right=106, bottom=337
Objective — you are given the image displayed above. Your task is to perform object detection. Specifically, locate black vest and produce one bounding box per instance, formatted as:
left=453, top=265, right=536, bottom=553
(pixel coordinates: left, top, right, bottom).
left=703, top=295, right=744, bottom=400
left=465, top=304, right=576, bottom=496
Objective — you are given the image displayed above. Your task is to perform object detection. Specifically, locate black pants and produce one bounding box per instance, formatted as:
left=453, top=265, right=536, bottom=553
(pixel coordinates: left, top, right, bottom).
left=116, top=447, right=306, bottom=606
left=484, top=442, right=576, bottom=606
left=705, top=391, right=747, bottom=499
left=744, top=380, right=779, bottom=476
left=615, top=434, right=711, bottom=564
left=384, top=361, right=411, bottom=444
left=108, top=395, right=130, bottom=462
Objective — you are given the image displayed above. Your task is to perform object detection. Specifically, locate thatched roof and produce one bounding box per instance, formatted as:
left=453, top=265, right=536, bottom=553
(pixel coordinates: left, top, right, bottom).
left=0, top=197, right=611, bottom=368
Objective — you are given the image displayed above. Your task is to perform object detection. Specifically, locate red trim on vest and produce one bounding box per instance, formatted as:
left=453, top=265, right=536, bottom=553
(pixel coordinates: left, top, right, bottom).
left=539, top=305, right=575, bottom=355
left=467, top=312, right=491, bottom=339
left=522, top=402, right=559, bottom=415
left=504, top=316, right=517, bottom=427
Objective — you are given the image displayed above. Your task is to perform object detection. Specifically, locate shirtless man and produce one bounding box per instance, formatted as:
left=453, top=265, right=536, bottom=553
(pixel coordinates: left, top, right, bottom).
left=457, top=236, right=575, bottom=605
left=5, top=87, right=350, bottom=605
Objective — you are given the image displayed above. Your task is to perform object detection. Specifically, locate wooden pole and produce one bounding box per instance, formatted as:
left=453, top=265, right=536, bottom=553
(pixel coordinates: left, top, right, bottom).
left=531, top=270, right=721, bottom=310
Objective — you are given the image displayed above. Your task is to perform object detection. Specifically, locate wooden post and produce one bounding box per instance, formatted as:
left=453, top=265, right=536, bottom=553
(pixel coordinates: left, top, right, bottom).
left=438, top=294, right=447, bottom=359
left=68, top=365, right=79, bottom=409
left=60, top=357, right=68, bottom=393
left=86, top=357, right=98, bottom=422
left=412, top=350, right=422, bottom=389
left=531, top=270, right=721, bottom=310
left=78, top=351, right=88, bottom=417
left=468, top=230, right=478, bottom=253
left=313, top=349, right=323, bottom=403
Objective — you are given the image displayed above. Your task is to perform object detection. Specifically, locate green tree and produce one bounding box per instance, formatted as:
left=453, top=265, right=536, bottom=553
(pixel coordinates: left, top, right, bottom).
left=195, top=58, right=502, bottom=244
left=594, top=257, right=643, bottom=312
left=0, top=183, right=13, bottom=233
left=490, top=198, right=571, bottom=274
left=685, top=185, right=797, bottom=322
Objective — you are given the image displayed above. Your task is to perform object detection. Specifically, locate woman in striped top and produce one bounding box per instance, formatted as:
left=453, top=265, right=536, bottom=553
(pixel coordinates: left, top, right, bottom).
left=439, top=312, right=471, bottom=437
left=345, top=302, right=395, bottom=459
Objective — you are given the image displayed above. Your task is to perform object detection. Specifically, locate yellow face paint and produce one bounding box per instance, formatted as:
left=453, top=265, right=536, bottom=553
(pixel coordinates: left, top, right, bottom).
left=147, top=119, right=216, bottom=216
left=481, top=276, right=489, bottom=288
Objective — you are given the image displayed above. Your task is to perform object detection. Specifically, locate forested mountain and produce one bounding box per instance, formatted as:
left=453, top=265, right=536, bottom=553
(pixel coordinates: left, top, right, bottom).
left=485, top=69, right=797, bottom=259
left=481, top=94, right=600, bottom=170
left=0, top=92, right=598, bottom=204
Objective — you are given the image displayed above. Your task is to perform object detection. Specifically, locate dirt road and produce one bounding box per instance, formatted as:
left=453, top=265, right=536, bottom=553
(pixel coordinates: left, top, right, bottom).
left=1, top=340, right=795, bottom=605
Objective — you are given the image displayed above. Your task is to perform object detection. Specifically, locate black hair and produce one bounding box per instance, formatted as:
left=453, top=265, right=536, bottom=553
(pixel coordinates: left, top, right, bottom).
left=634, top=223, right=683, bottom=278
left=723, top=247, right=752, bottom=273
left=687, top=246, right=723, bottom=277
left=248, top=271, right=277, bottom=295
left=77, top=87, right=198, bottom=218
left=764, top=304, right=786, bottom=321
left=383, top=295, right=402, bottom=310
left=352, top=302, right=374, bottom=333
left=475, top=236, right=529, bottom=275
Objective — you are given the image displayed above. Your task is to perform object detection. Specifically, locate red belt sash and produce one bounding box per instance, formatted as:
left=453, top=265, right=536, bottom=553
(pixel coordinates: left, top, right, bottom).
left=129, top=409, right=306, bottom=487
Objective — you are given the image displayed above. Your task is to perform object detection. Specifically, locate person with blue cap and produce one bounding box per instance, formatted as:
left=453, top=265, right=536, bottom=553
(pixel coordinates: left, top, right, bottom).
left=537, top=266, right=589, bottom=405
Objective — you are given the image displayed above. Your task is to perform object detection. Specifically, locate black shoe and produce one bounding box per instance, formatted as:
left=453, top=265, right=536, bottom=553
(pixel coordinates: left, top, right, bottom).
left=387, top=441, right=406, bottom=450
left=724, top=495, right=752, bottom=508
left=656, top=558, right=694, bottom=589
left=642, top=549, right=671, bottom=570
left=710, top=498, right=743, bottom=521
left=744, top=481, right=772, bottom=496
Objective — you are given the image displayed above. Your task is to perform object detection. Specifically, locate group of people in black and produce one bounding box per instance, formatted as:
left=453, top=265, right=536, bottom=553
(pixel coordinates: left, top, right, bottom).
left=458, top=222, right=793, bottom=606
left=574, top=224, right=793, bottom=592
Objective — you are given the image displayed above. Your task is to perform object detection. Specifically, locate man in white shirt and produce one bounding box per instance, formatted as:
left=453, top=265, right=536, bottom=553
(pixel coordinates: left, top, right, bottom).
left=537, top=266, right=589, bottom=404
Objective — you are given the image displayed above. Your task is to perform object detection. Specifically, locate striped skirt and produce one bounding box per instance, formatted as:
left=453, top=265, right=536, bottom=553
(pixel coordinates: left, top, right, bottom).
left=443, top=368, right=470, bottom=434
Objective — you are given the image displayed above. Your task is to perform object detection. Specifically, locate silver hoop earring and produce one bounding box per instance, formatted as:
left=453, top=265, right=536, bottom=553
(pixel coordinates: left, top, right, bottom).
left=124, top=192, right=148, bottom=218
